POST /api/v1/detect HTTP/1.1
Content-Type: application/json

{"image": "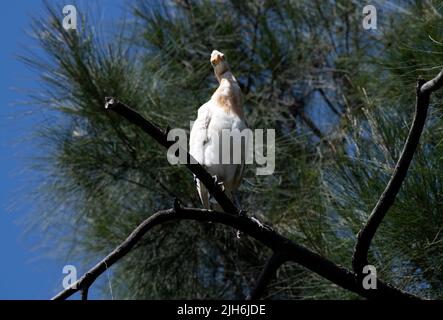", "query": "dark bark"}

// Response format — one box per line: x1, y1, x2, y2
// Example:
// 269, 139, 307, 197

81, 286, 89, 300
352, 70, 443, 277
